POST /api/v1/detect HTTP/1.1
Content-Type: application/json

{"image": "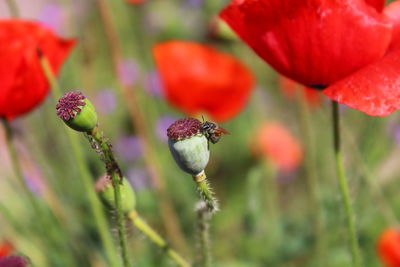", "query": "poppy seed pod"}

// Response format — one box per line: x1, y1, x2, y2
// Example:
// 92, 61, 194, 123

167, 118, 210, 176
96, 175, 136, 214
56, 91, 98, 132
